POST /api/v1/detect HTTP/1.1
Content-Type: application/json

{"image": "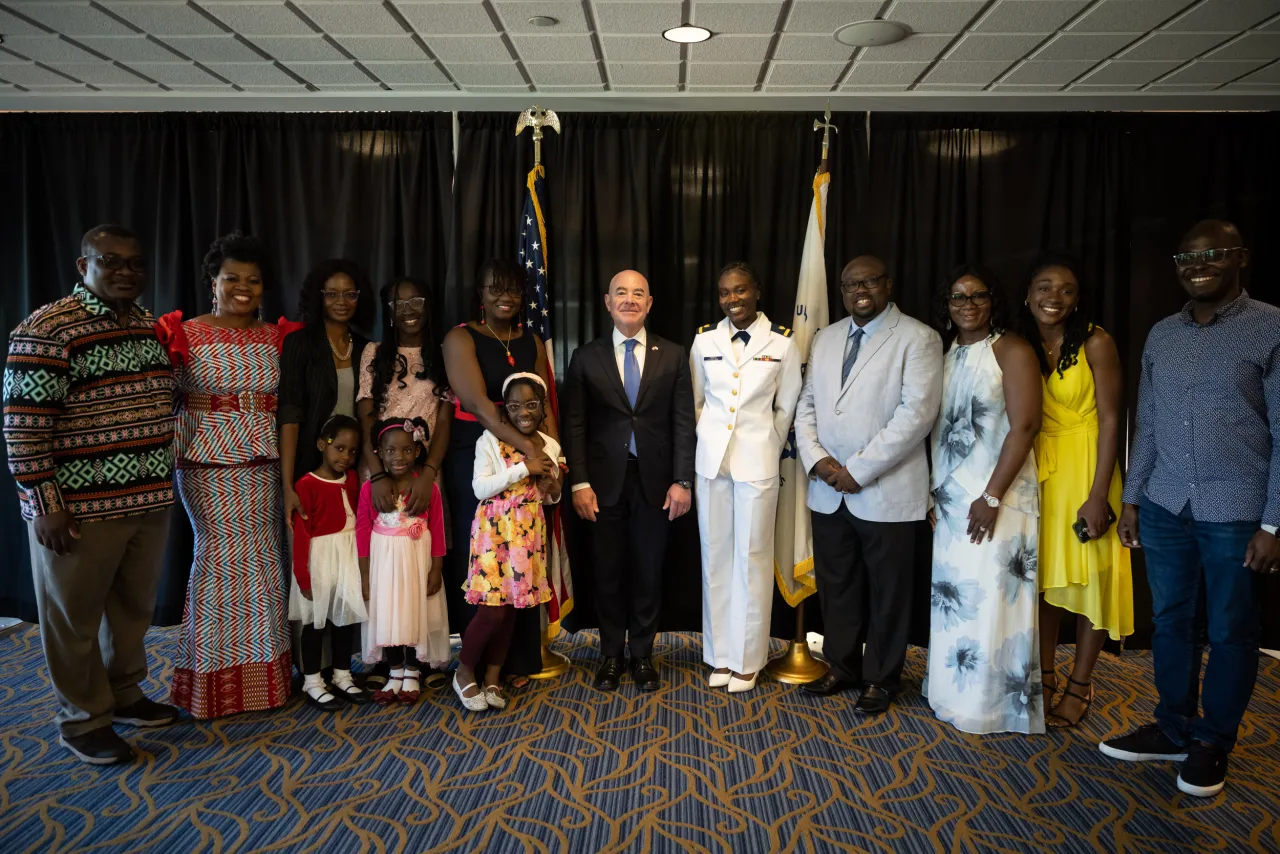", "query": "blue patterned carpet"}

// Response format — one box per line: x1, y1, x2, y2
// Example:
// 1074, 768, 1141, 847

2, 625, 1279, 853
